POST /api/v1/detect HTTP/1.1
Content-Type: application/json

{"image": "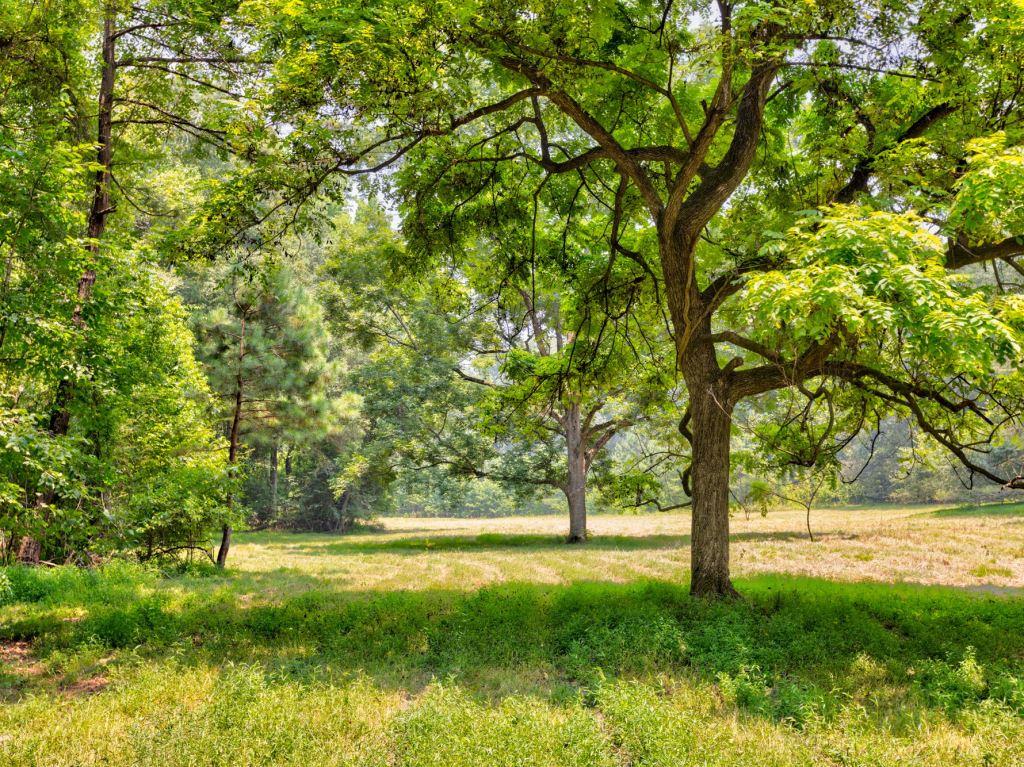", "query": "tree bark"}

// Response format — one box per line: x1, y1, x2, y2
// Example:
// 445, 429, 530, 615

336, 492, 351, 533
563, 402, 588, 543
16, 537, 41, 565
217, 320, 245, 569
215, 524, 232, 568
683, 342, 739, 599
